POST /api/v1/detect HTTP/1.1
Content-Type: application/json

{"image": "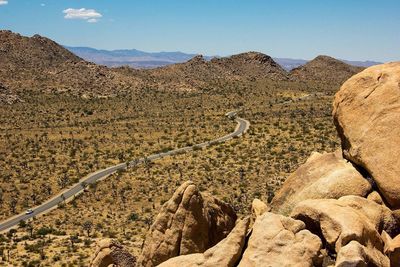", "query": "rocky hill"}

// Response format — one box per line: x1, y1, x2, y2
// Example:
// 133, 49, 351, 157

0, 31, 290, 99
290, 55, 364, 84
0, 30, 81, 68
133, 52, 288, 91
91, 62, 400, 266
0, 30, 141, 98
